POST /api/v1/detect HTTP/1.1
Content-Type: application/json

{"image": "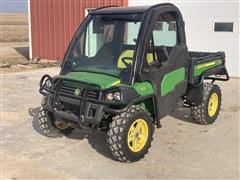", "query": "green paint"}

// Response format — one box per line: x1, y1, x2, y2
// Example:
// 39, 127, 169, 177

194, 59, 223, 77
62, 72, 154, 95
133, 81, 154, 96
161, 67, 185, 96
62, 71, 120, 89
111, 80, 154, 96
